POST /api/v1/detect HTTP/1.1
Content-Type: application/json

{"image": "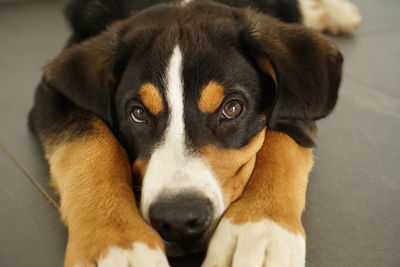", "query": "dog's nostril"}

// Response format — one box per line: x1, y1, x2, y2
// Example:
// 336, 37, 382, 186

149, 193, 213, 243
184, 219, 205, 235
186, 220, 200, 229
